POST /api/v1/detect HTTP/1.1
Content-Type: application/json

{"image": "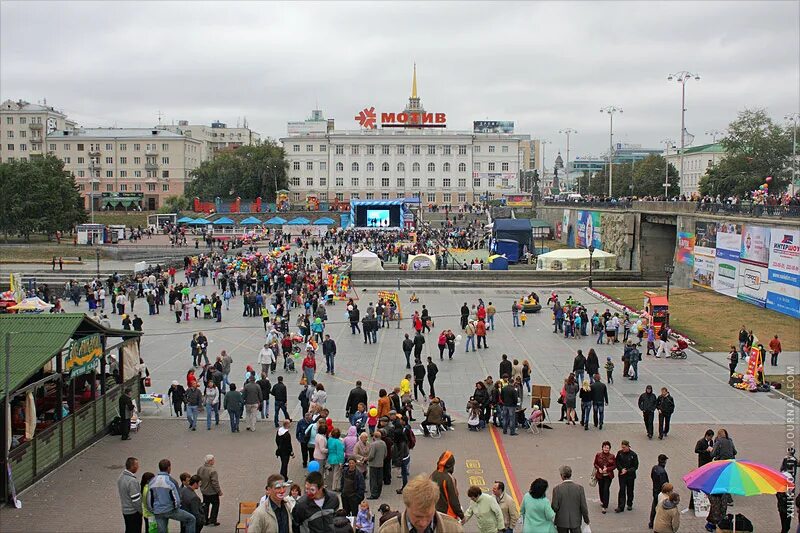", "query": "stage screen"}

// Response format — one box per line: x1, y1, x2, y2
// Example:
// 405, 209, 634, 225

355, 205, 402, 228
